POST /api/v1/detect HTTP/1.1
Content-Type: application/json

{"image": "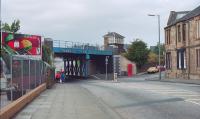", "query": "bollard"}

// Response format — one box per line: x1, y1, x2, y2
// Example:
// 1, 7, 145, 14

114, 73, 118, 82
